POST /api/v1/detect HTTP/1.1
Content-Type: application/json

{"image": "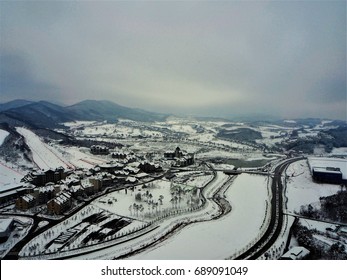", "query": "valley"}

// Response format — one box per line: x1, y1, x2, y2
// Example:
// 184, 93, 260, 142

0, 100, 346, 260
